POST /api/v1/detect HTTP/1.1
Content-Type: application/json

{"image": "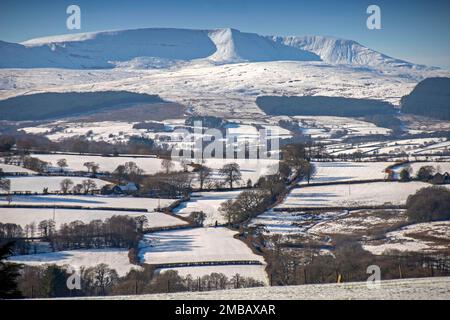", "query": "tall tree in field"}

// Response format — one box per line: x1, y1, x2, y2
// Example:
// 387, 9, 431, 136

124, 162, 144, 184
0, 242, 23, 298
82, 179, 97, 194
83, 161, 95, 174
219, 199, 237, 226
113, 162, 144, 184
56, 158, 68, 173
60, 178, 74, 194
113, 164, 127, 183
197, 165, 211, 190
84, 263, 119, 296
219, 162, 241, 189
90, 163, 100, 177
